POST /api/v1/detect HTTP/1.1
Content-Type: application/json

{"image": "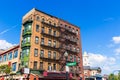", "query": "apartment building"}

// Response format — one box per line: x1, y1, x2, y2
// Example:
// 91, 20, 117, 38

0, 45, 20, 77
19, 8, 84, 80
